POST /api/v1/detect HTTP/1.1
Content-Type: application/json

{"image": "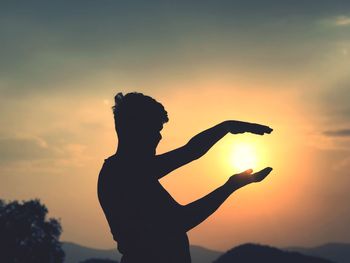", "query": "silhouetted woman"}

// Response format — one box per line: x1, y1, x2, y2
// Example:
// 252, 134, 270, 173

98, 92, 273, 263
